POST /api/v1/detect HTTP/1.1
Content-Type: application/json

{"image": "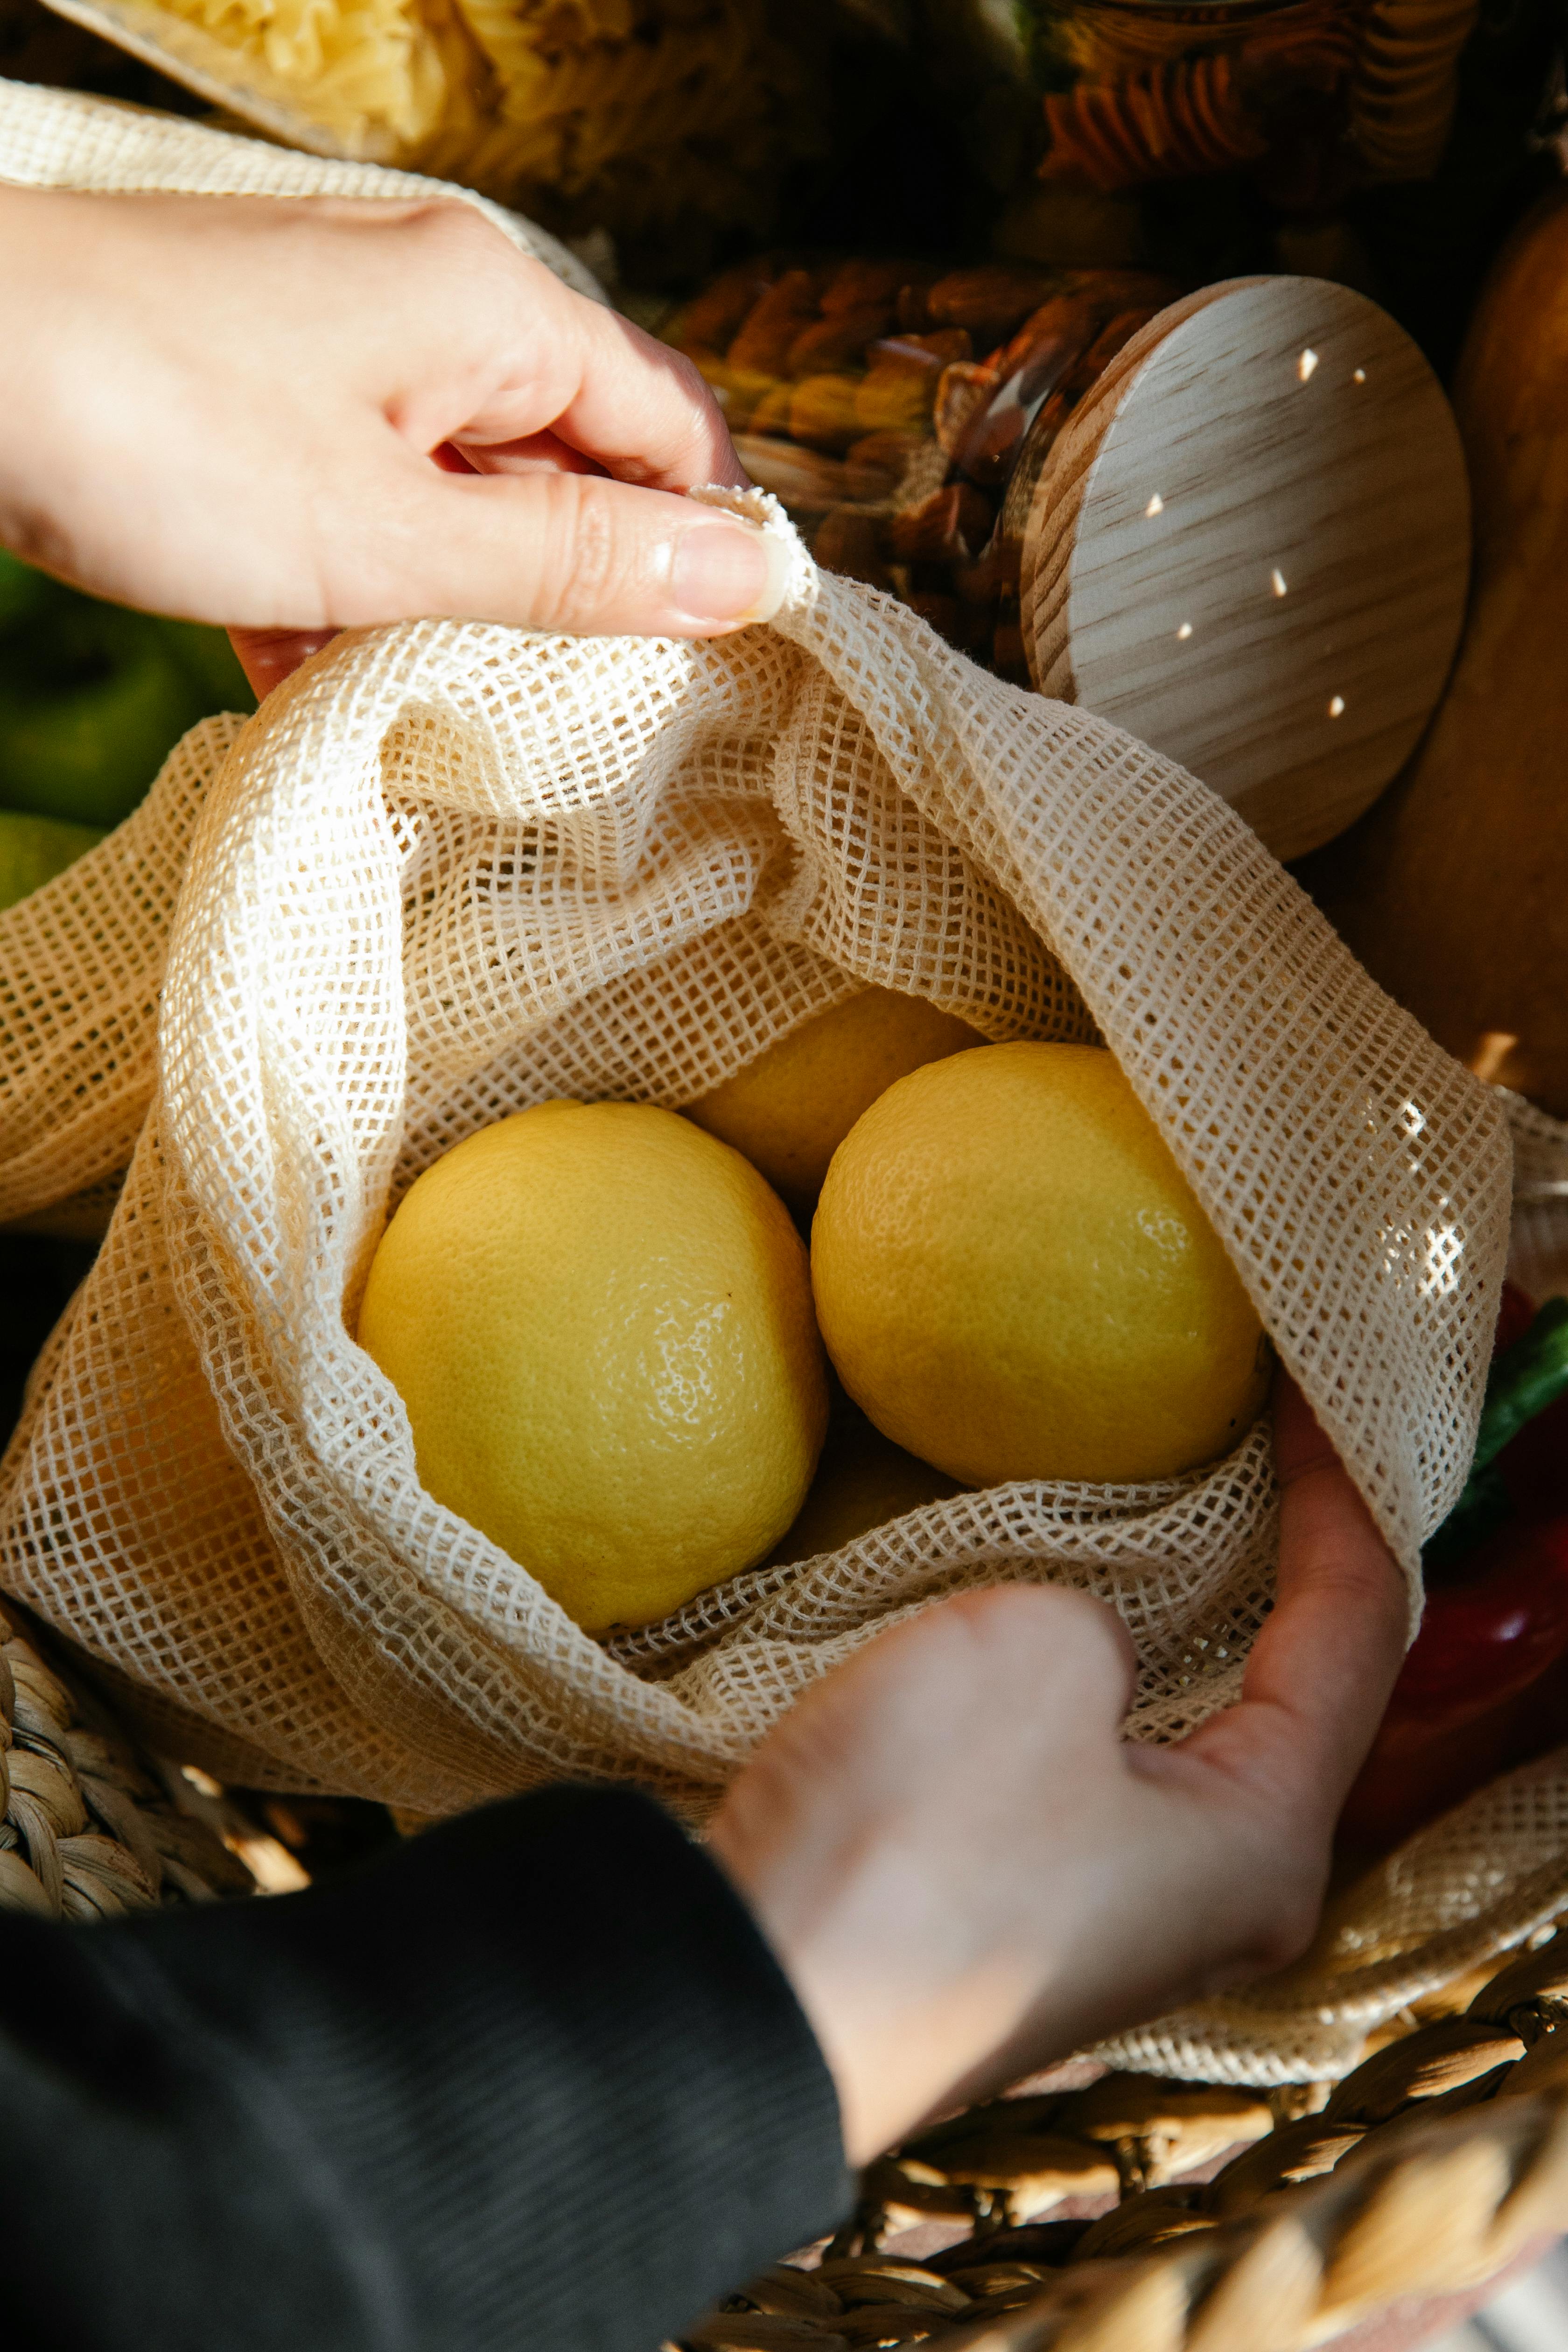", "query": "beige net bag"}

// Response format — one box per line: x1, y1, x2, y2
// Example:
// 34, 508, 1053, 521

1091, 1092, 1568, 2086
0, 78, 1545, 2079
